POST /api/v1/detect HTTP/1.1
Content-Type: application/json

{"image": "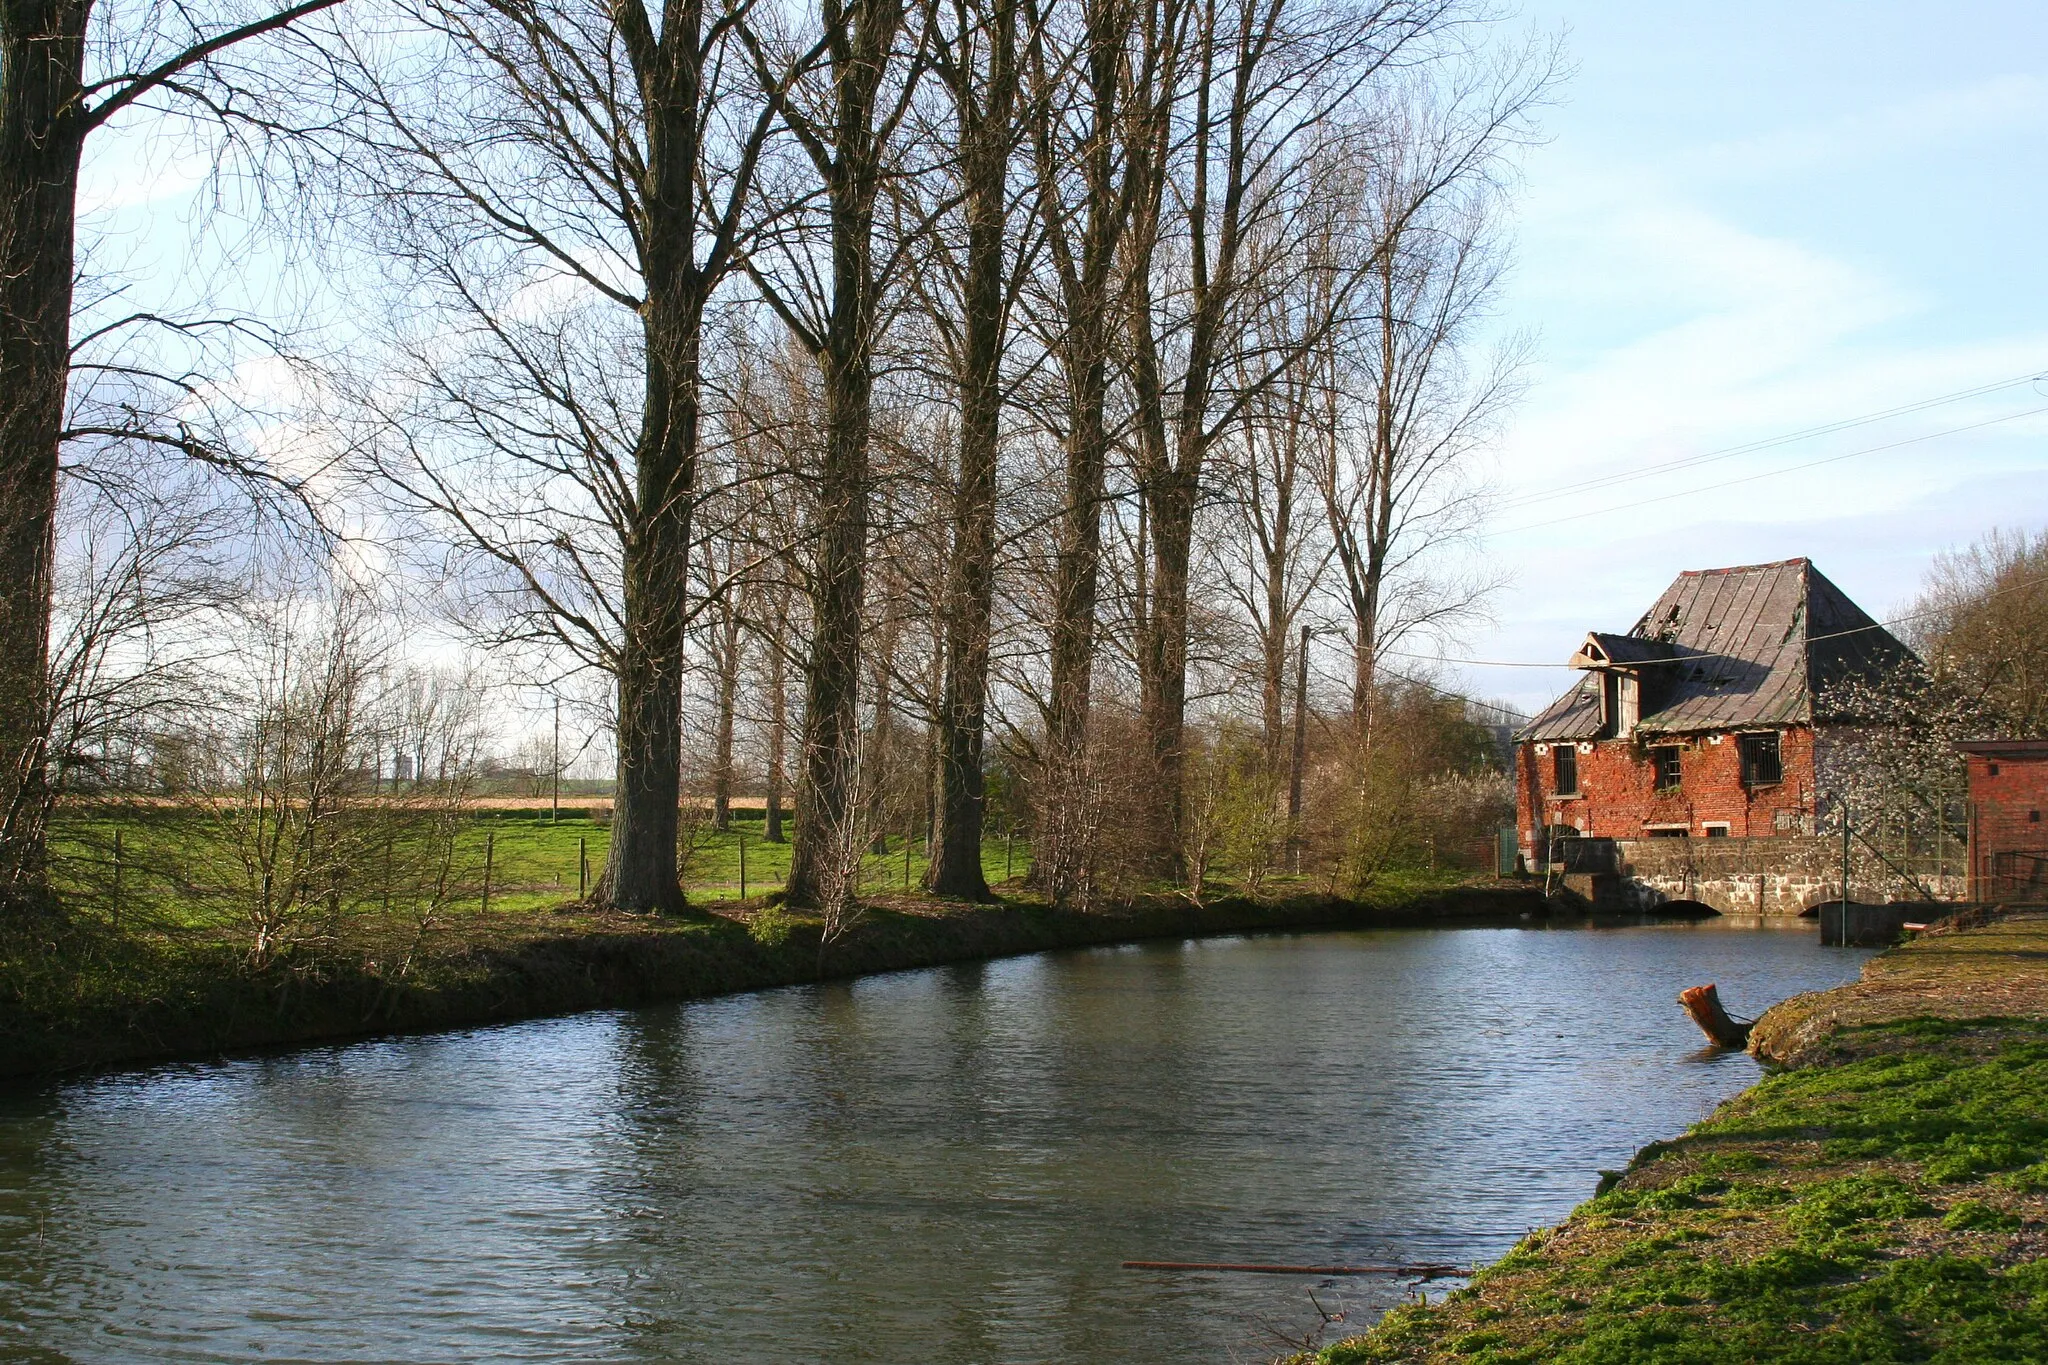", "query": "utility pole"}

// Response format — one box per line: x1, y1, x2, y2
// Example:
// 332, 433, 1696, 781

1841, 800, 1852, 920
